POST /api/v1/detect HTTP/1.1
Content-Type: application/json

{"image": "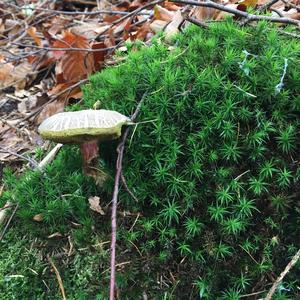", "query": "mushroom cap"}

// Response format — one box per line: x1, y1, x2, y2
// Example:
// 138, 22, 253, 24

38, 109, 131, 143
